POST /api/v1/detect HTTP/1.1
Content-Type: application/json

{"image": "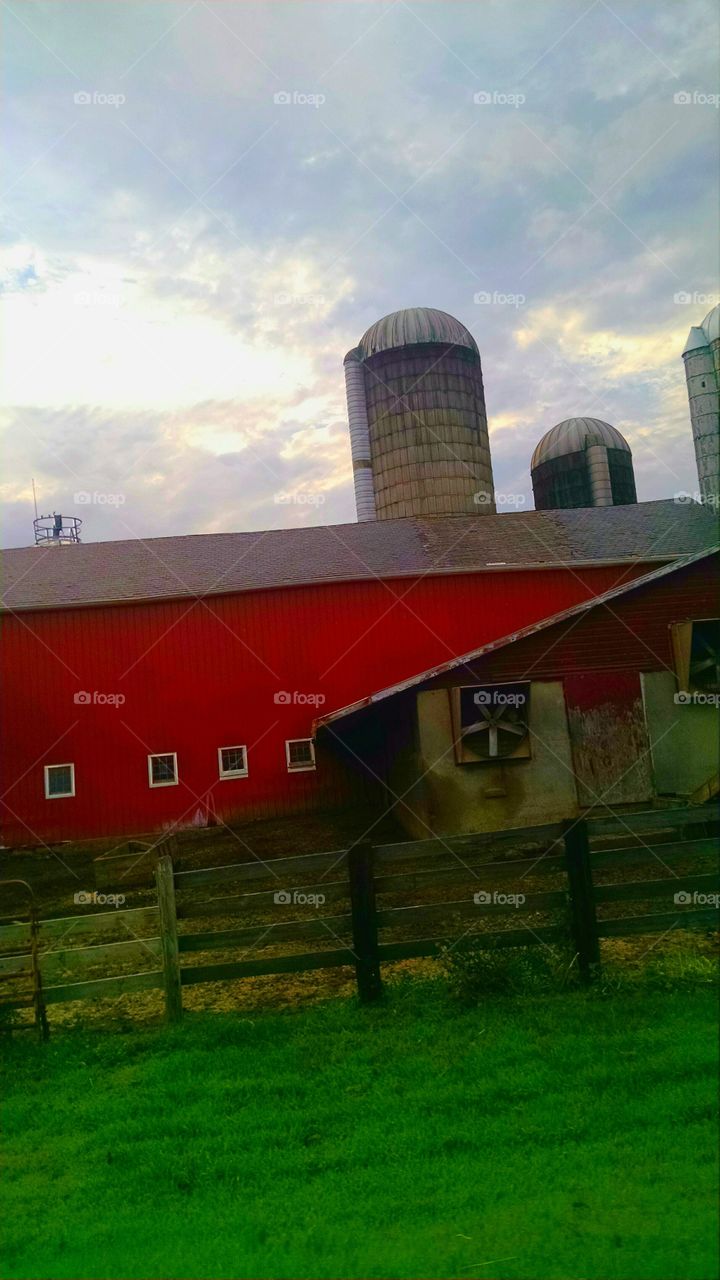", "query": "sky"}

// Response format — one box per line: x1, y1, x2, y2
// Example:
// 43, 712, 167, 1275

1, 0, 718, 548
